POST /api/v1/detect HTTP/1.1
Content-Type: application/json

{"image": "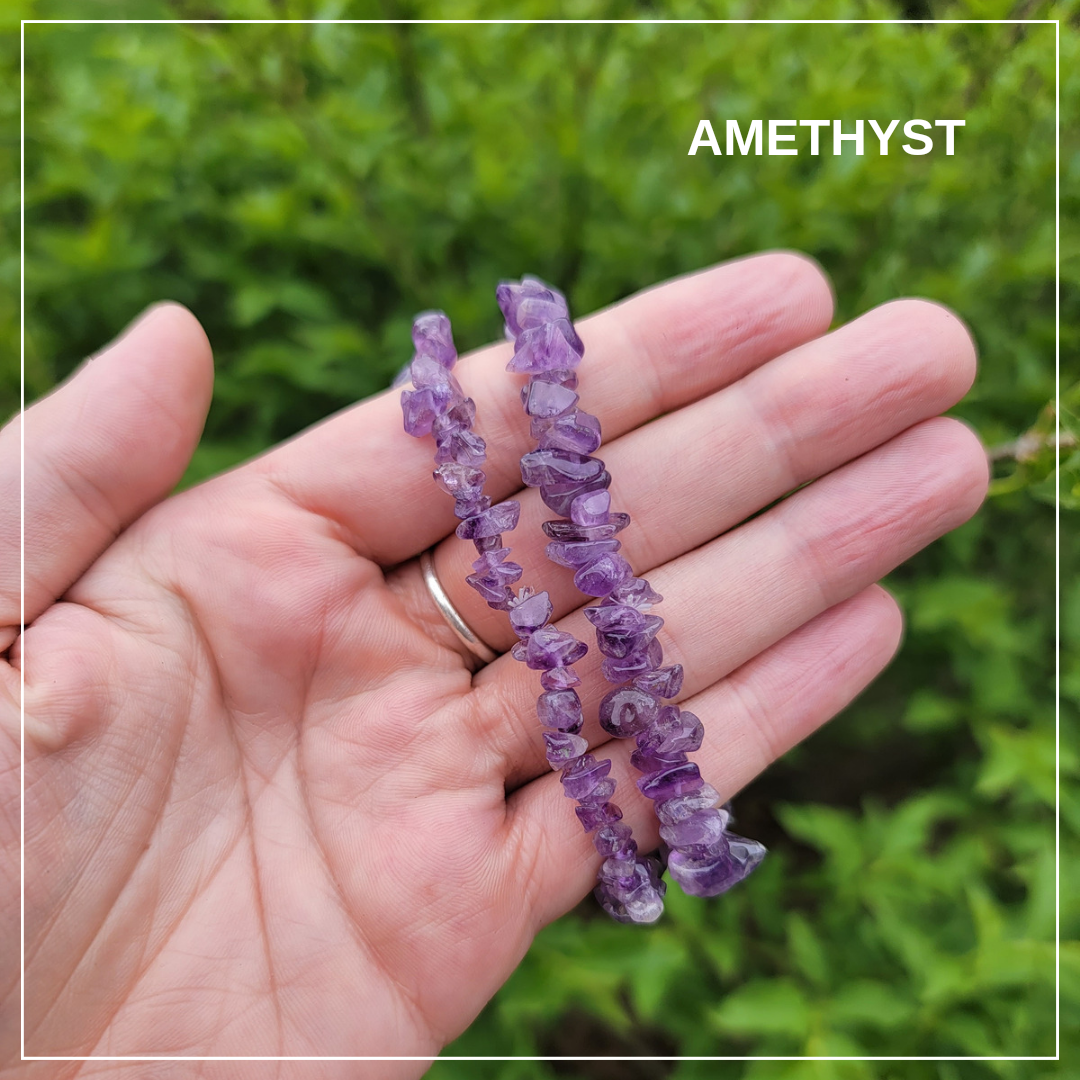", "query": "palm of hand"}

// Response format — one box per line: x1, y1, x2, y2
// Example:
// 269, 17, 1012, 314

3, 256, 988, 1070
25, 468, 526, 1058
